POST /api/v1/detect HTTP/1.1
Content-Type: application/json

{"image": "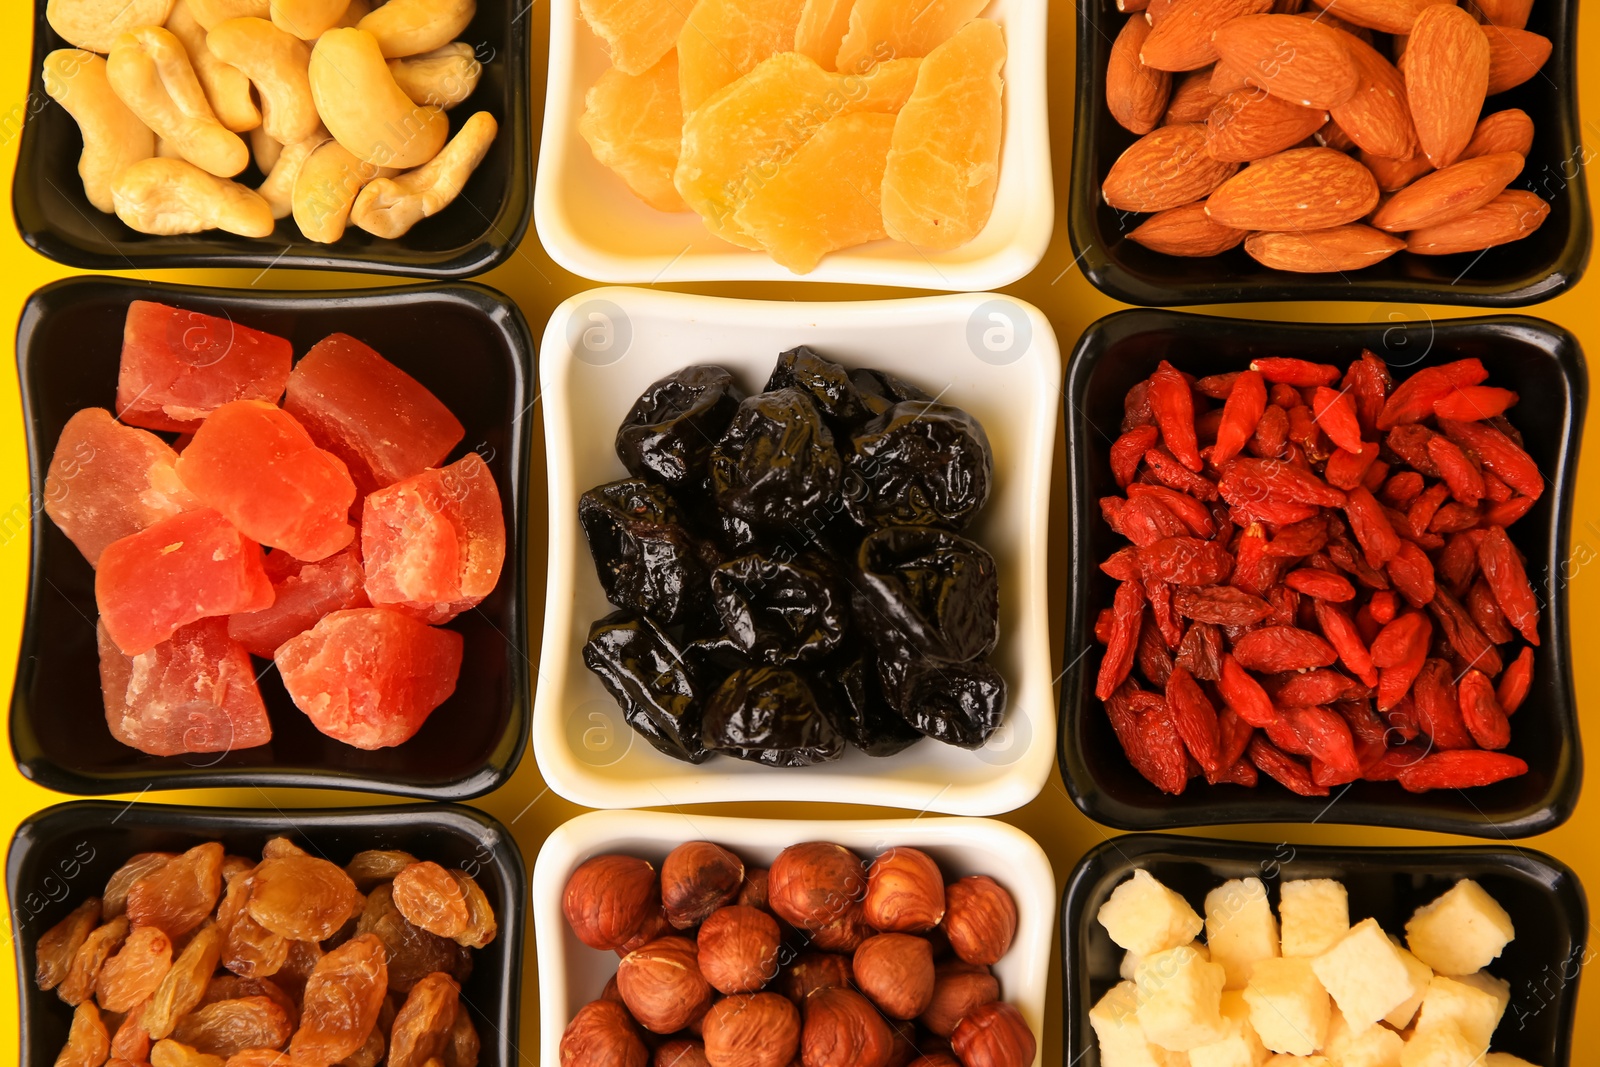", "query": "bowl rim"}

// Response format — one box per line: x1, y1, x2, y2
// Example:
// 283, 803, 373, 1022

533, 285, 1061, 815
1056, 307, 1587, 837
532, 0, 1054, 290
531, 808, 1057, 1066
9, 275, 534, 800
